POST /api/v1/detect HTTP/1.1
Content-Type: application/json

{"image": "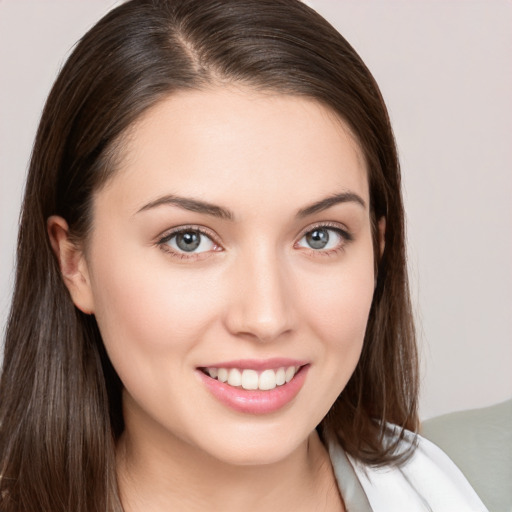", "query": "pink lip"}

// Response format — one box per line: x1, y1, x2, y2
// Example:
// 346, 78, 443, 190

199, 358, 308, 371
196, 363, 310, 415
